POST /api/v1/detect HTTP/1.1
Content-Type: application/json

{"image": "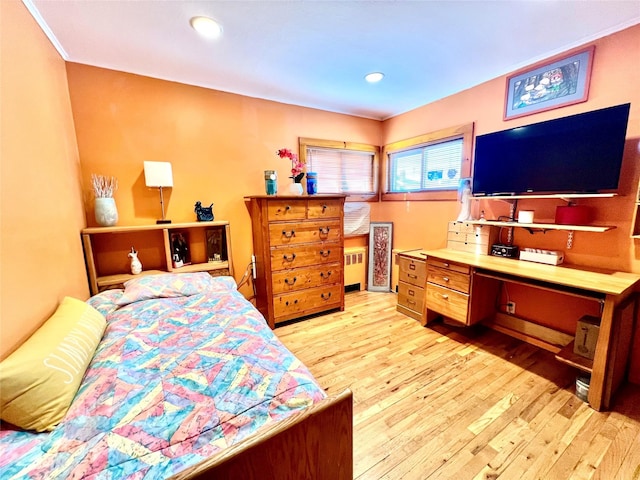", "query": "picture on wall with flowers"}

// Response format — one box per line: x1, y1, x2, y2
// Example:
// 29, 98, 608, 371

367, 222, 393, 292
504, 46, 594, 120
